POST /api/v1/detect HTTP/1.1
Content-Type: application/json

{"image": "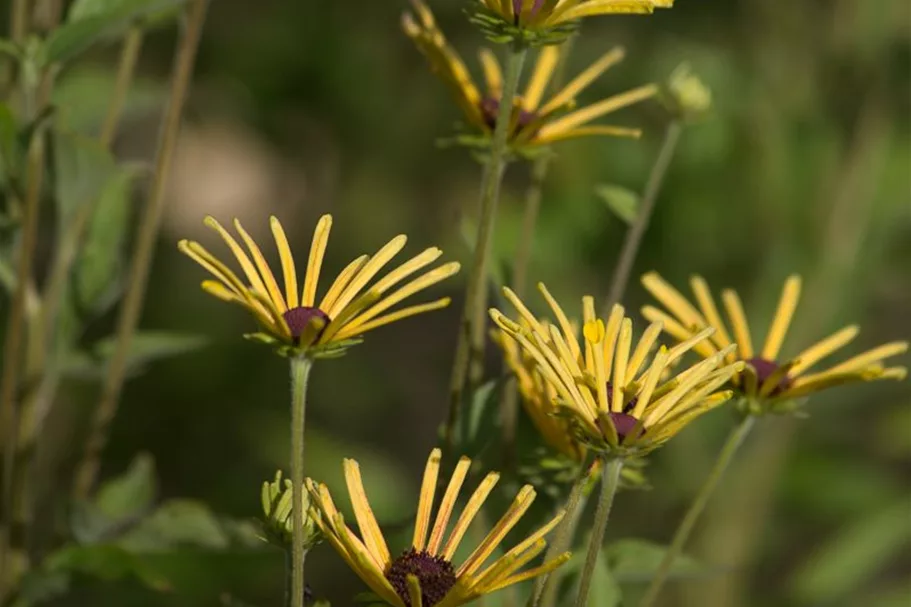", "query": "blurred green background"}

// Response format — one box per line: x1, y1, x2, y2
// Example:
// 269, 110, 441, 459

25, 0, 911, 605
